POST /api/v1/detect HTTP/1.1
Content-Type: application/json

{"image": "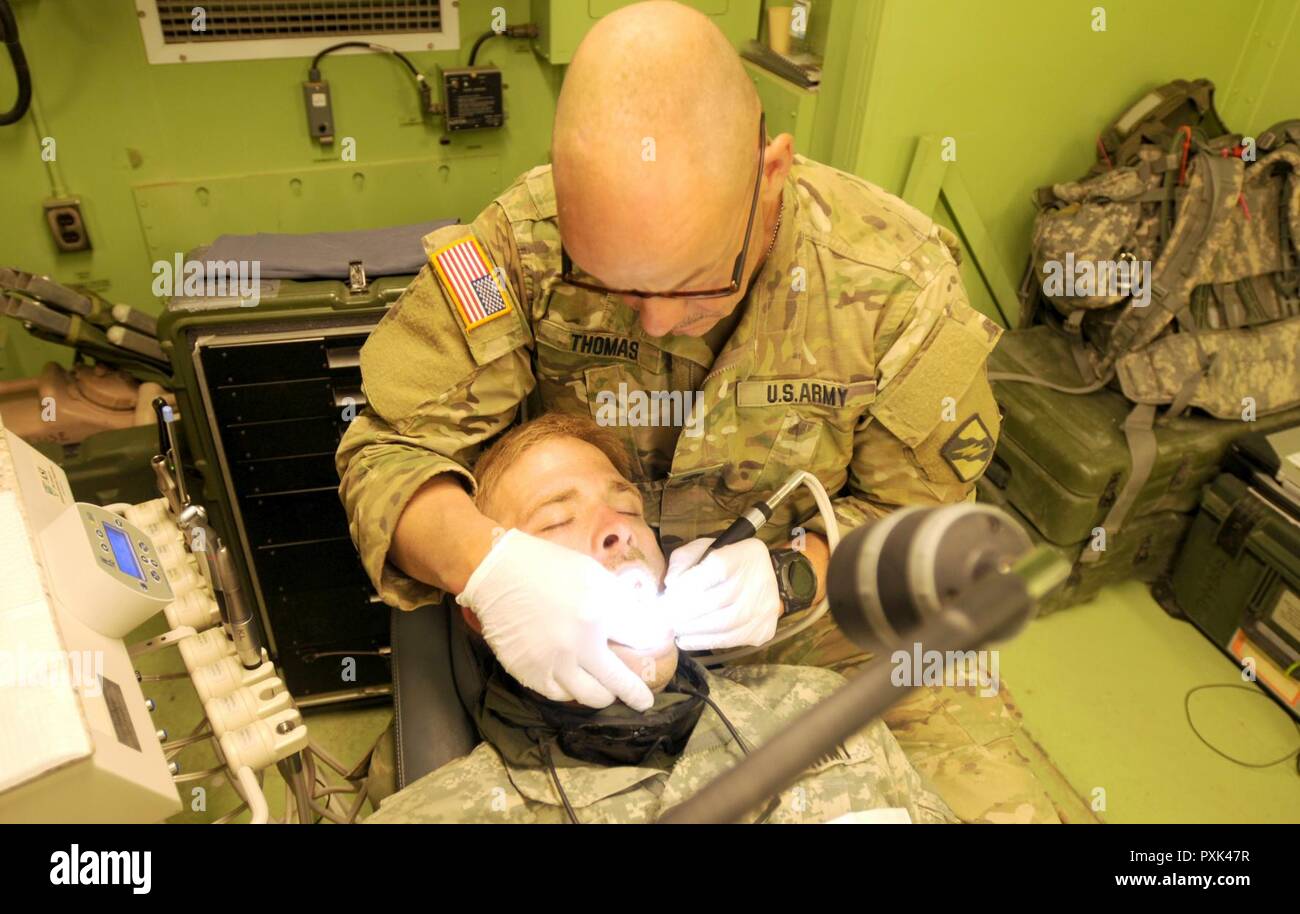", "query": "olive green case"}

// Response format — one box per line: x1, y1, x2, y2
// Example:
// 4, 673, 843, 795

976, 477, 1190, 615
1156, 465, 1300, 716
986, 326, 1300, 546
1161, 472, 1300, 656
